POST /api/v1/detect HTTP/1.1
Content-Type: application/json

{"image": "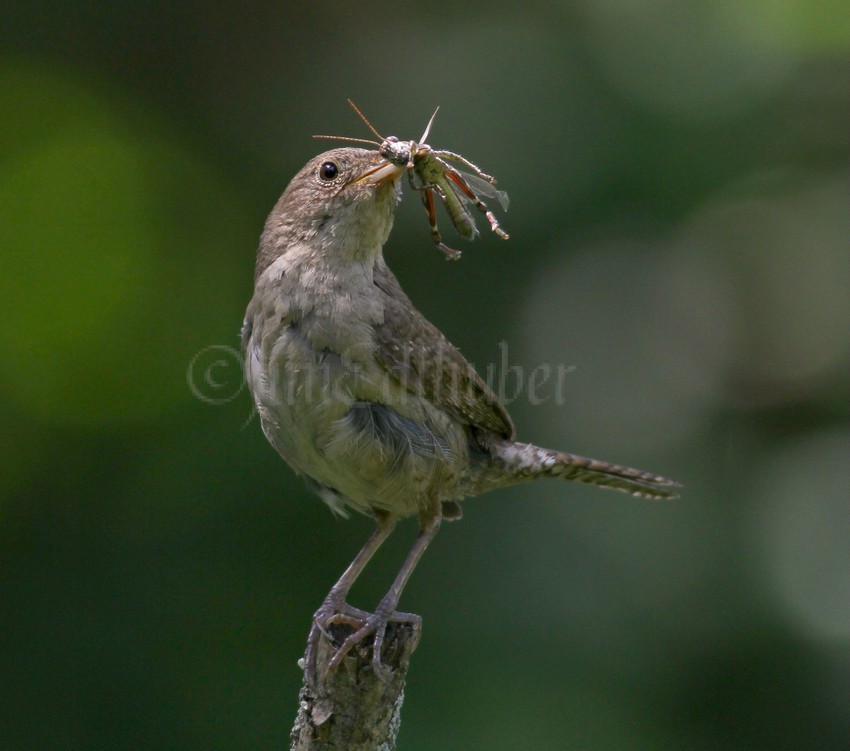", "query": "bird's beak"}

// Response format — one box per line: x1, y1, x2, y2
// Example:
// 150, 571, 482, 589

351, 160, 404, 186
